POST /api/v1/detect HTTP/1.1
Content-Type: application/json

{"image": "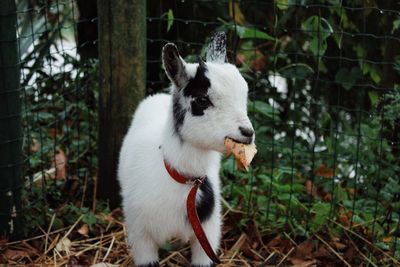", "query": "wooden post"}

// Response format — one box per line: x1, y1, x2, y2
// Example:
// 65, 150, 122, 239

76, 0, 98, 60
0, 0, 22, 238
97, 0, 146, 208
